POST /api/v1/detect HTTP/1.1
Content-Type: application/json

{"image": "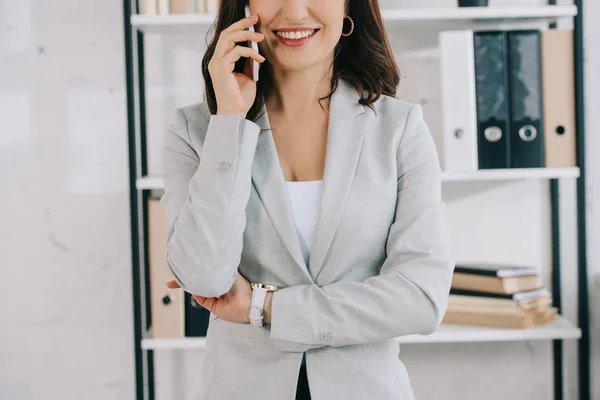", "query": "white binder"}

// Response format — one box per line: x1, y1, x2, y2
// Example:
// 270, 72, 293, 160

439, 30, 478, 171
